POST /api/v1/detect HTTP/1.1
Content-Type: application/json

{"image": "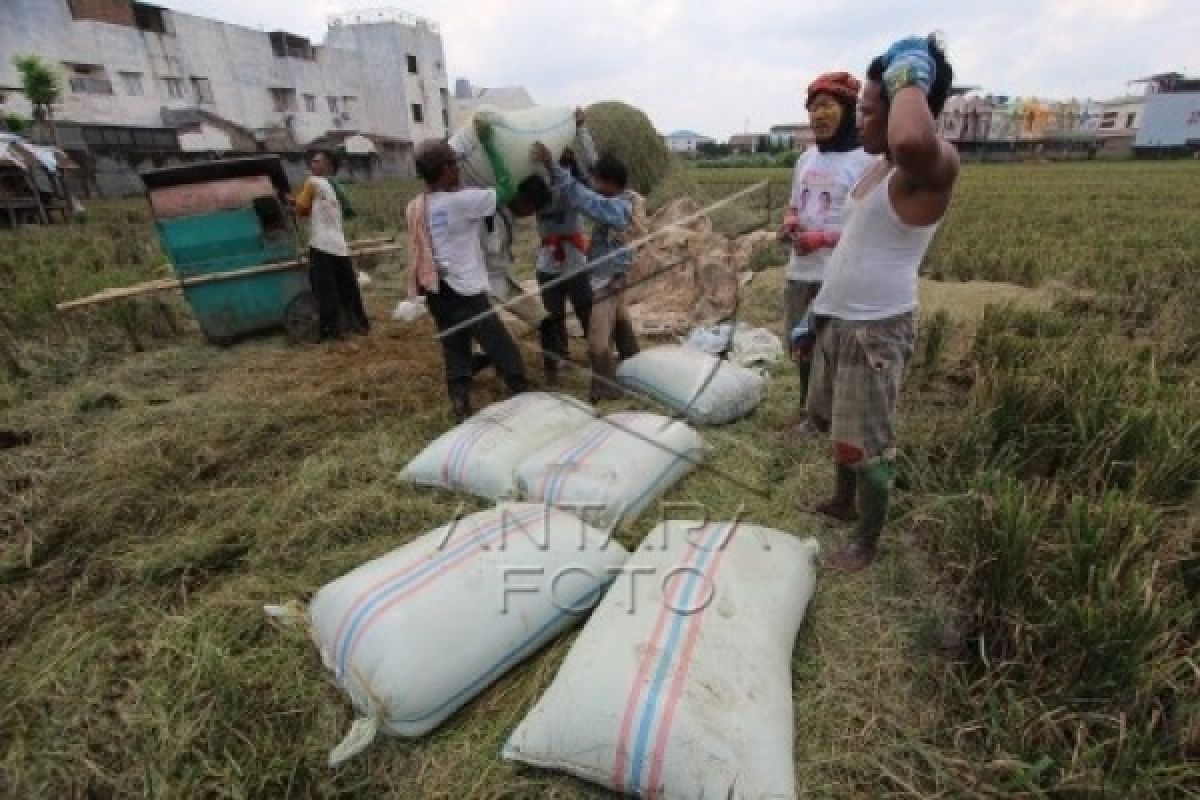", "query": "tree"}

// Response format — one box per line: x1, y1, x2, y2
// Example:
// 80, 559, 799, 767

1, 114, 30, 134
14, 55, 62, 145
